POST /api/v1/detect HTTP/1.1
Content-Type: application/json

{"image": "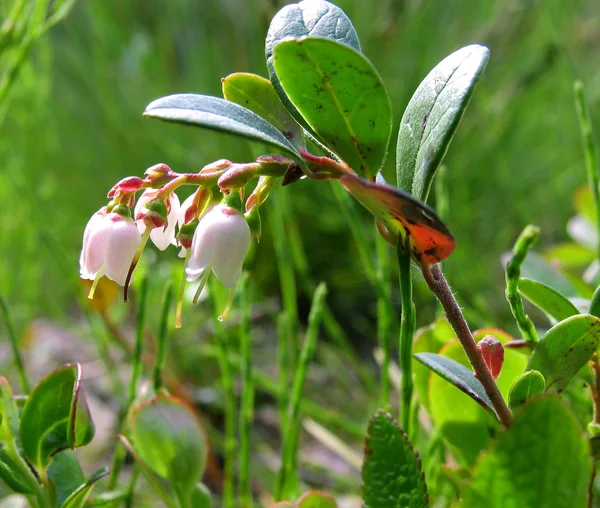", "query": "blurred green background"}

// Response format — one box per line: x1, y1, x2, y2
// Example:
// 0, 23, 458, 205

2, 0, 599, 330
1, 0, 600, 502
